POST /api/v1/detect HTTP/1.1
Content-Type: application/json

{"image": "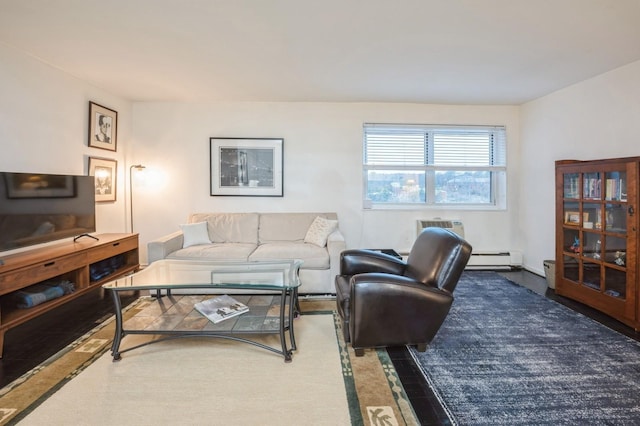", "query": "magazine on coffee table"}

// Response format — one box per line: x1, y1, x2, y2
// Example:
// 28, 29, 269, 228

194, 295, 249, 324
